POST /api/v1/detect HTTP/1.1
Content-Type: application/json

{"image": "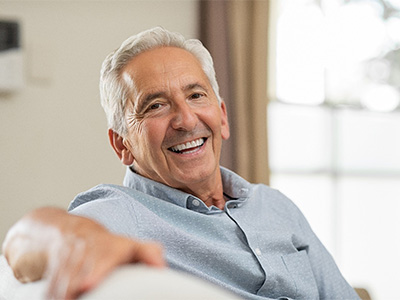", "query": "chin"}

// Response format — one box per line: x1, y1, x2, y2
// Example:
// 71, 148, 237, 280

181, 166, 216, 183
